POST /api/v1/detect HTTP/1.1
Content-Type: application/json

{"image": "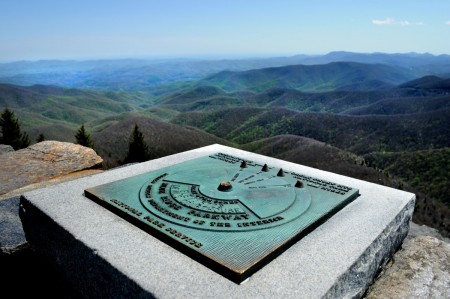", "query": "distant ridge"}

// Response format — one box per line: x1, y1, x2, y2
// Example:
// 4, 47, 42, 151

1, 52, 449, 91
344, 94, 450, 115
399, 76, 450, 90
299, 51, 450, 68
0, 83, 151, 137
241, 134, 393, 184
160, 82, 449, 115
200, 62, 414, 92
171, 107, 450, 154
92, 116, 231, 167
